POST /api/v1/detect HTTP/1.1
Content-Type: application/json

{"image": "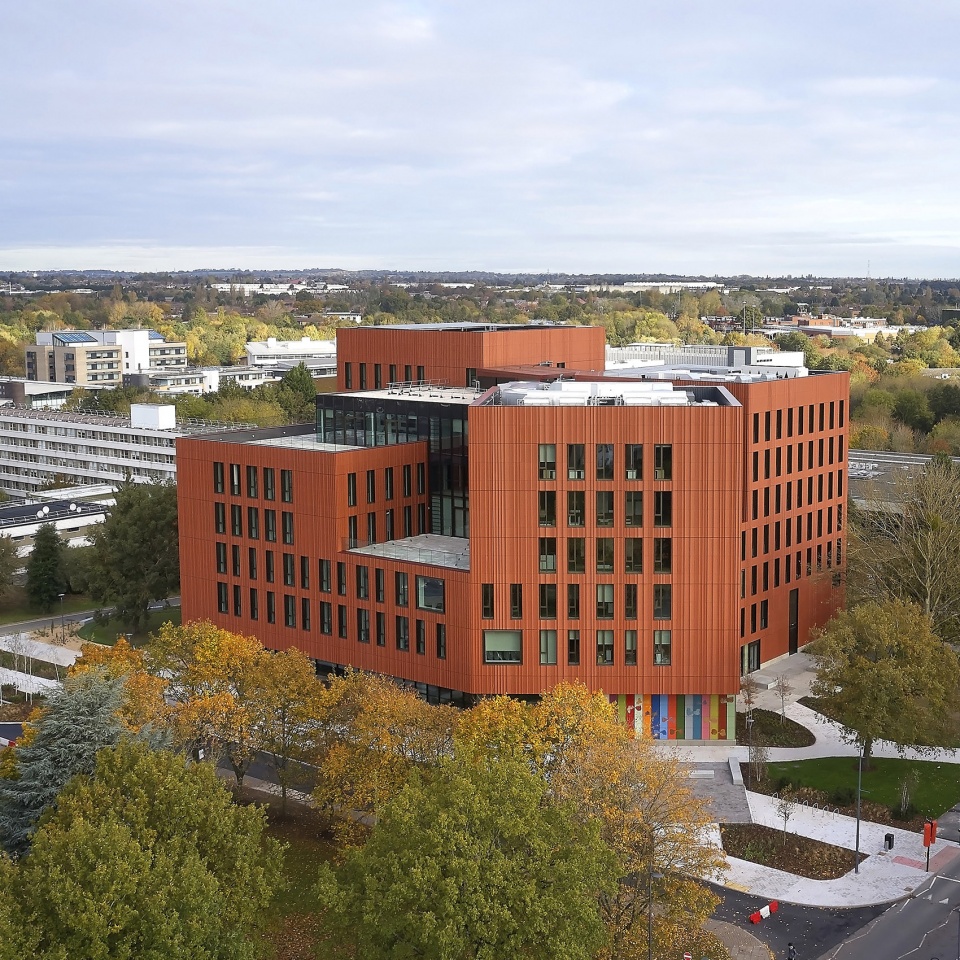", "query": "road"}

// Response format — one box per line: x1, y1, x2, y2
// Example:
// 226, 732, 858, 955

0, 597, 181, 637
823, 858, 960, 960
709, 885, 885, 960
